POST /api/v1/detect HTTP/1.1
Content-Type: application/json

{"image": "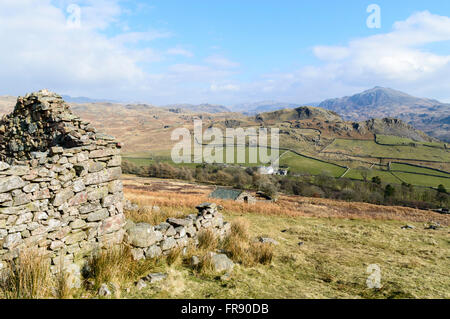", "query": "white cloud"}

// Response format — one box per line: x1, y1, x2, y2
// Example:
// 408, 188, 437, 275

1, 4, 449, 105
205, 55, 240, 68
245, 11, 450, 103
210, 83, 240, 92
112, 30, 172, 45
0, 0, 242, 103
167, 48, 194, 58
0, 0, 149, 98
